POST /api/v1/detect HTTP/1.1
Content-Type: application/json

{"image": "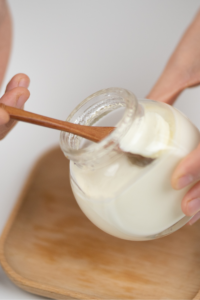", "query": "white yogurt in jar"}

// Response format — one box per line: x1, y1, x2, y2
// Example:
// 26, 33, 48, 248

61, 89, 200, 240
120, 108, 171, 158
